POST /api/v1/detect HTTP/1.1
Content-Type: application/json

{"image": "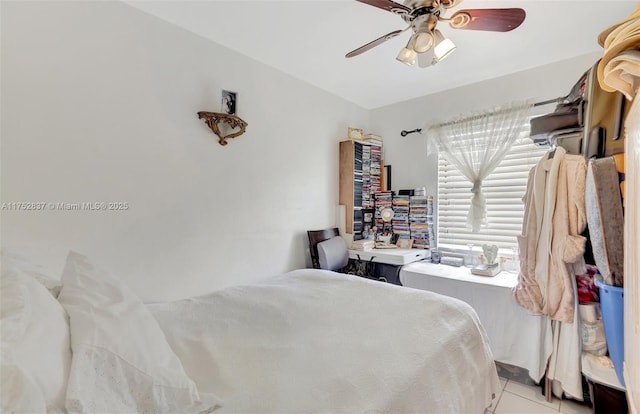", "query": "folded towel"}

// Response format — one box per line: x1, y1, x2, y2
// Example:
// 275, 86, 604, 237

597, 12, 640, 96
602, 50, 640, 100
